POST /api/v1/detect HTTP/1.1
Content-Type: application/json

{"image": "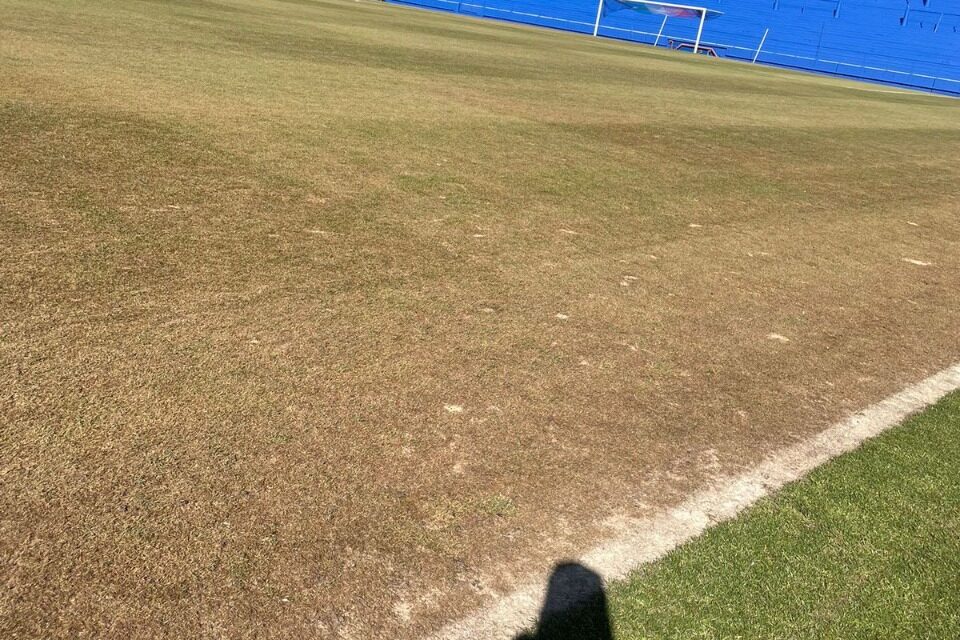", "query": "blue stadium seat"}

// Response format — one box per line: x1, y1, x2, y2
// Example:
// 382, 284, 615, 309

387, 0, 960, 94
